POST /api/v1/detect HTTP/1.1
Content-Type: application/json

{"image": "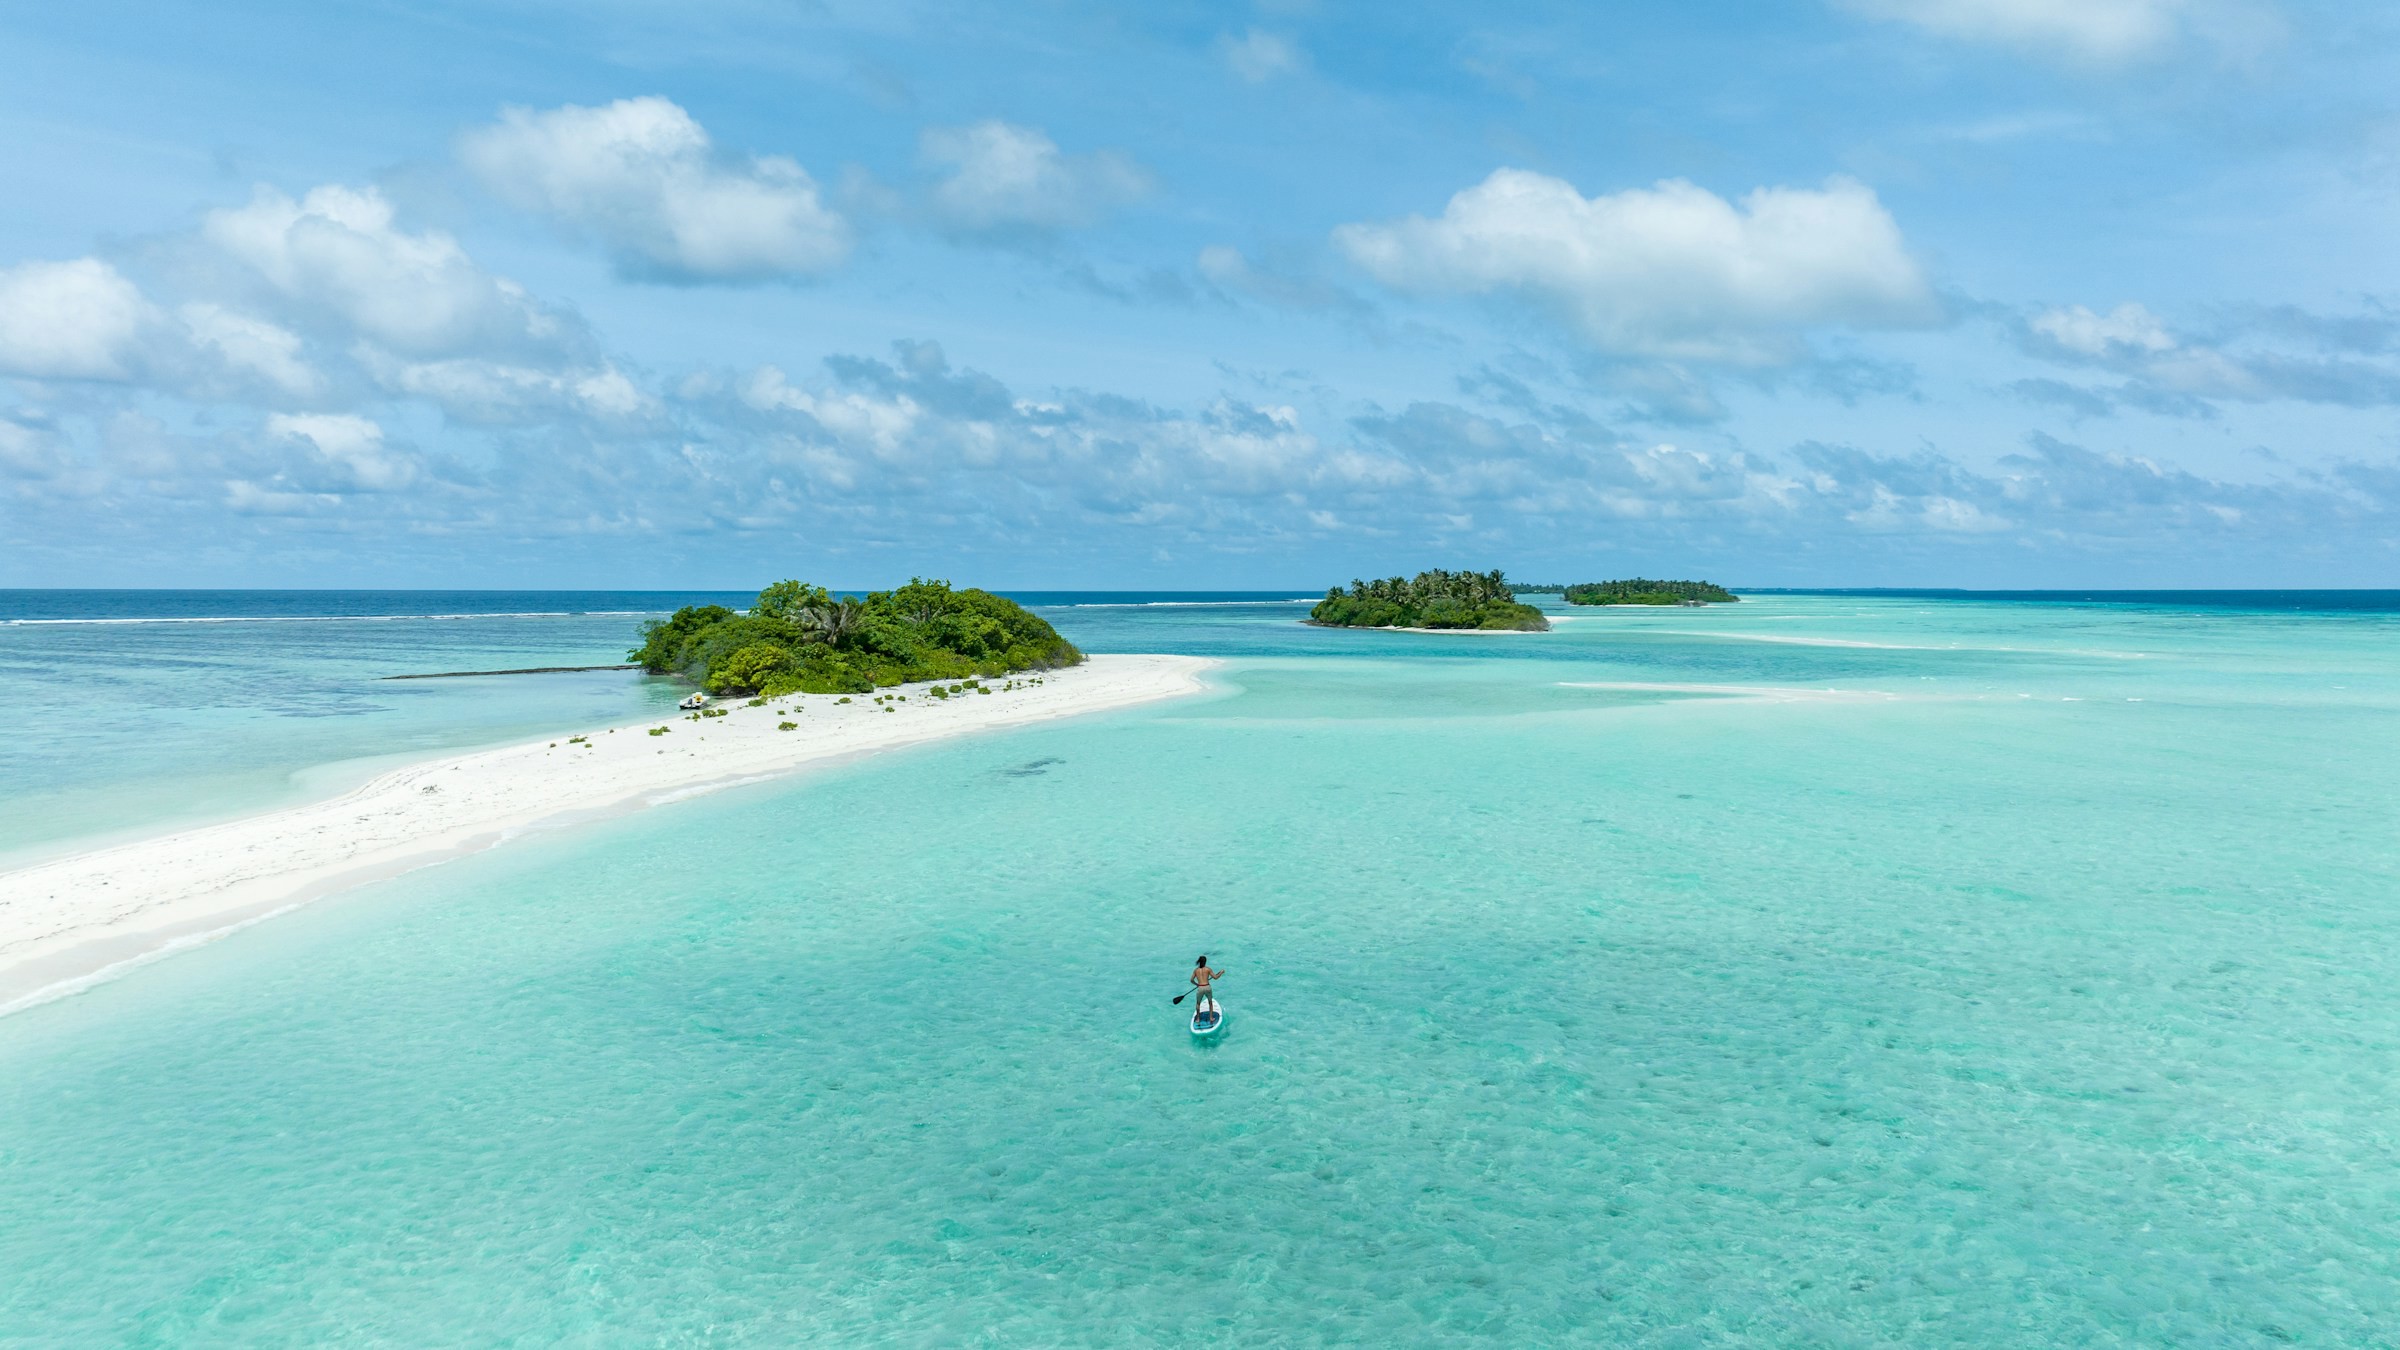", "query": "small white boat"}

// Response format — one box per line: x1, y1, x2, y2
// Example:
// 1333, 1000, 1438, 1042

1190, 1002, 1225, 1037
678, 692, 710, 710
